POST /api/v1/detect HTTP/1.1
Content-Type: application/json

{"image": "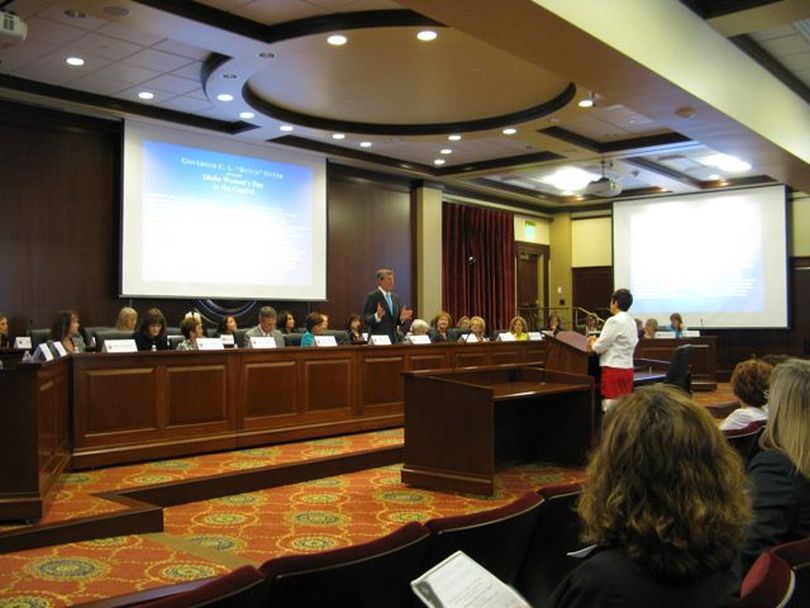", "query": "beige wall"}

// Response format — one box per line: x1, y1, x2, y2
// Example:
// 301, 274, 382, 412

790, 193, 810, 257
414, 186, 444, 319
549, 213, 572, 308
514, 215, 551, 244
571, 217, 612, 267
